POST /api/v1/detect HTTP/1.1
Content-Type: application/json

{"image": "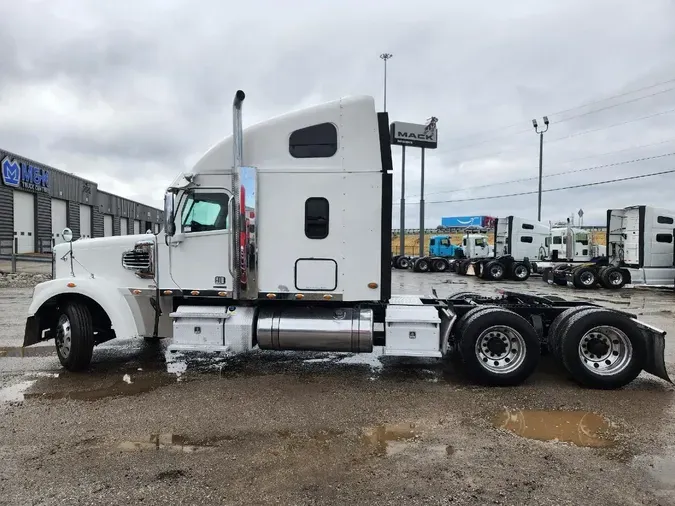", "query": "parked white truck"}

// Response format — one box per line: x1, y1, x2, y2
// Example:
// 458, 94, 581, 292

22, 91, 671, 389
455, 216, 548, 281
542, 205, 675, 289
